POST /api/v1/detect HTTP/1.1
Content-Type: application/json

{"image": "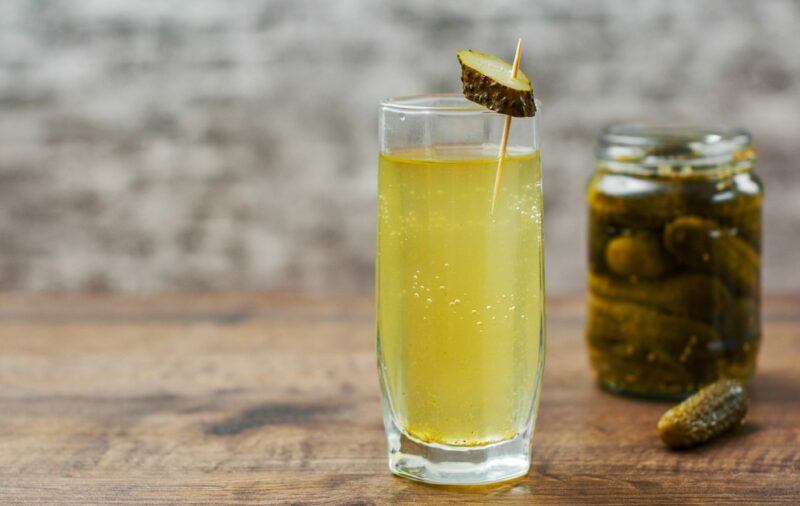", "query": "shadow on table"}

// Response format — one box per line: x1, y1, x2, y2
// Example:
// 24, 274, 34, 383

749, 370, 800, 403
